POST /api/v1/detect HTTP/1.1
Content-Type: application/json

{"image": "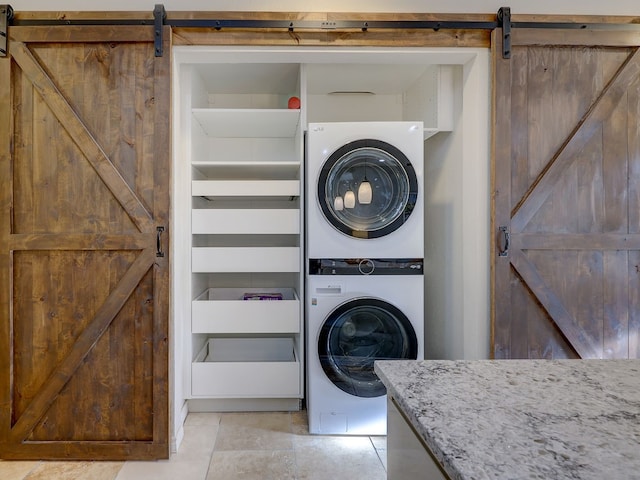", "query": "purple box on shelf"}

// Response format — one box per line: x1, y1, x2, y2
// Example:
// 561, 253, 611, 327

242, 292, 284, 301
